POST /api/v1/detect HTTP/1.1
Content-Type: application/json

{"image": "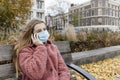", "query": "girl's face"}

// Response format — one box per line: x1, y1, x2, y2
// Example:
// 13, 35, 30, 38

33, 23, 47, 34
